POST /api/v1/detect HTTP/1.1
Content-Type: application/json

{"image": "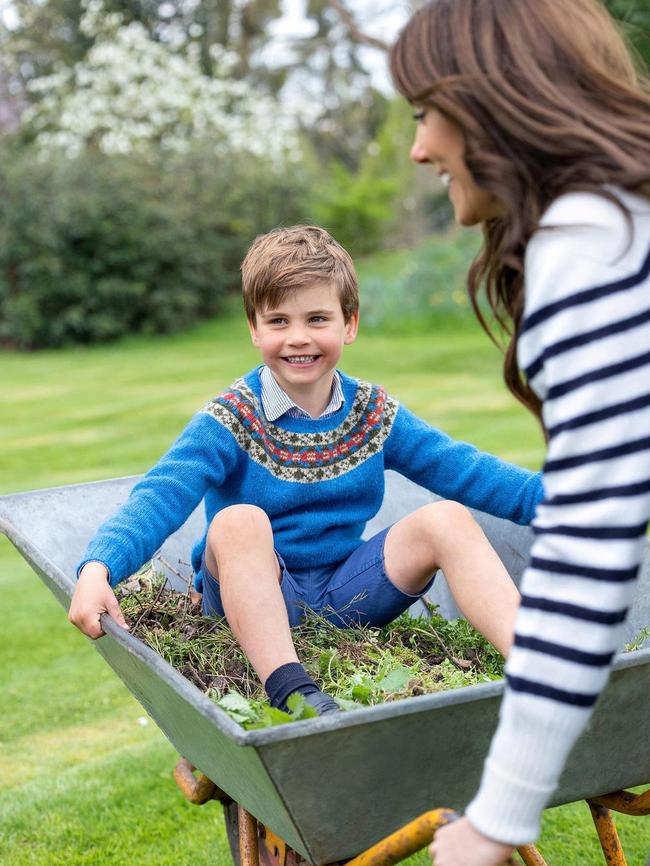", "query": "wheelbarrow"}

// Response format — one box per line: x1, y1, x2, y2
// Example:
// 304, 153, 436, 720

2, 471, 649, 866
